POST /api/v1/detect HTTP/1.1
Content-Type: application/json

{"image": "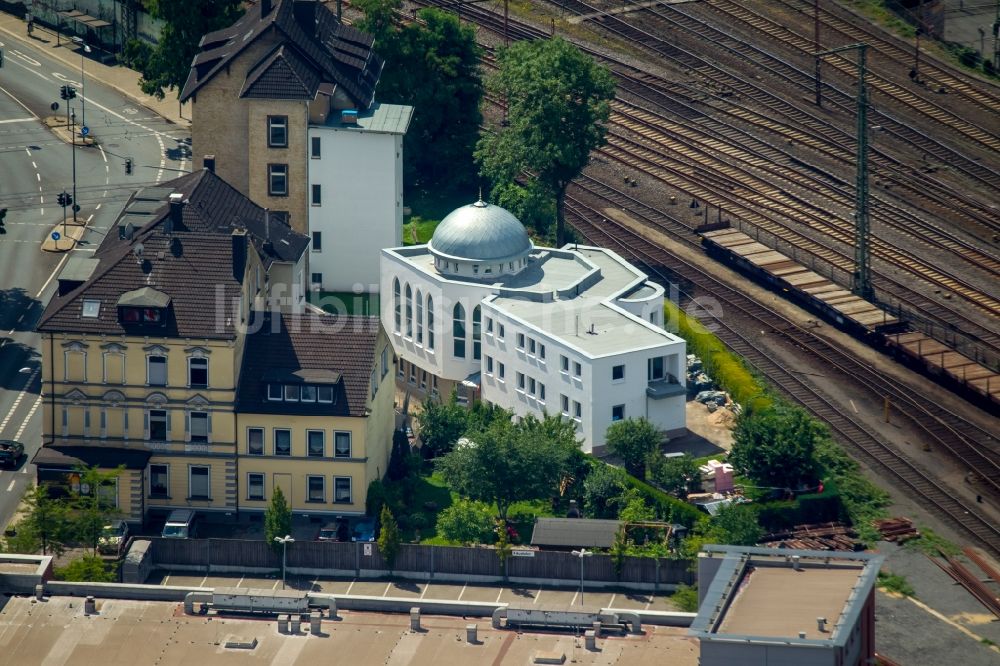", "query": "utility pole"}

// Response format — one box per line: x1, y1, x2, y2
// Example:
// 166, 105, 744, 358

817, 43, 871, 300
814, 0, 822, 107
71, 109, 78, 223
912, 0, 924, 83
